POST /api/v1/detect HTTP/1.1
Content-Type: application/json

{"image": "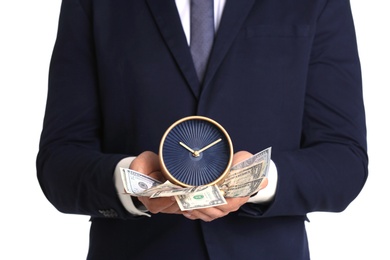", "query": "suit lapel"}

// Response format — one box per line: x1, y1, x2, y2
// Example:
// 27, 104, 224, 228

145, 0, 201, 98
202, 0, 256, 91
145, 0, 256, 98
